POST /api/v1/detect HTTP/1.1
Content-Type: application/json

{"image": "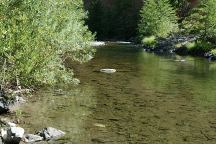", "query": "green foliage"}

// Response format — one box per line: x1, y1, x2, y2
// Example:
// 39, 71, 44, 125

142, 36, 156, 47
138, 0, 179, 38
176, 40, 214, 55
187, 40, 214, 55
210, 49, 216, 56
0, 0, 94, 88
183, 0, 216, 39
185, 41, 196, 49
170, 0, 186, 8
